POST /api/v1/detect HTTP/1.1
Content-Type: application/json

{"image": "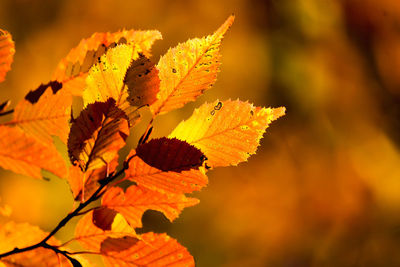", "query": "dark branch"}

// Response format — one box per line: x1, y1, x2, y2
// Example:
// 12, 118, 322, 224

0, 155, 135, 260
0, 109, 14, 117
